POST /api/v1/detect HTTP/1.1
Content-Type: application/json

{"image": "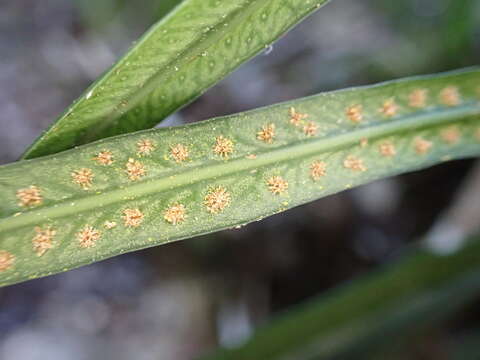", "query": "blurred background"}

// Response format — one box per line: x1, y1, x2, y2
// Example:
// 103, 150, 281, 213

1, 0, 480, 359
